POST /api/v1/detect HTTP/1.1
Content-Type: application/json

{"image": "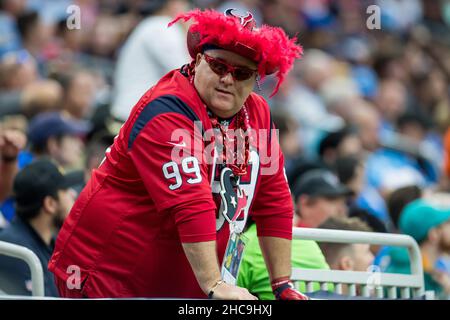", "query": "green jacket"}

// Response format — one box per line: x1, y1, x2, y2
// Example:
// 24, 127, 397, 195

237, 224, 330, 300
